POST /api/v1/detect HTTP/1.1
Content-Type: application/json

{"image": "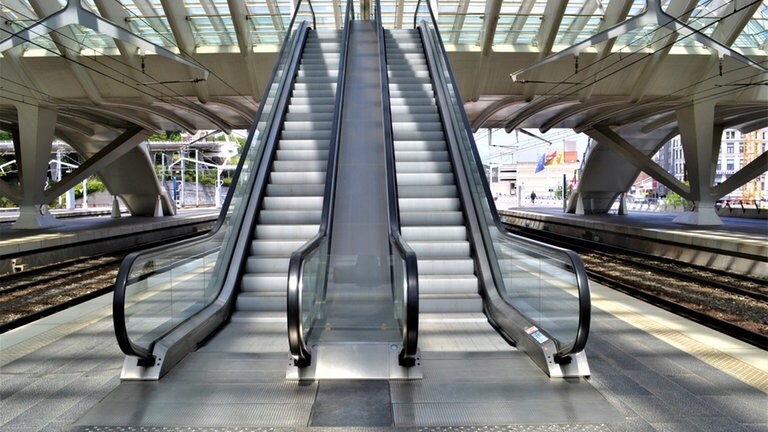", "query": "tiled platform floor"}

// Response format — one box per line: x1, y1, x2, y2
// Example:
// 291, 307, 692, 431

1, 282, 766, 431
